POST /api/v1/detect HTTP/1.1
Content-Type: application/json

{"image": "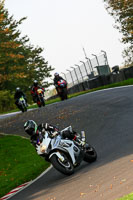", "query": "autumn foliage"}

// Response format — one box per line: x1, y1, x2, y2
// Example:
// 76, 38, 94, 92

103, 0, 133, 66
0, 0, 54, 95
